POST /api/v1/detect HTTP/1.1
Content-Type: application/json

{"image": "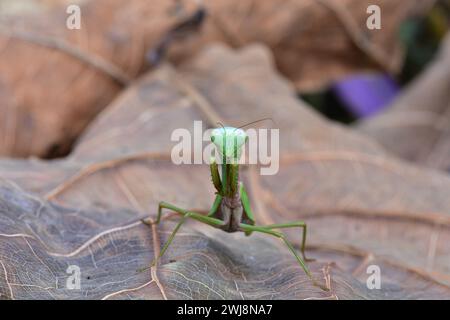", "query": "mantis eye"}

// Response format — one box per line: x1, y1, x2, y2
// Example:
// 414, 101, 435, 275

245, 136, 249, 143
211, 136, 215, 142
